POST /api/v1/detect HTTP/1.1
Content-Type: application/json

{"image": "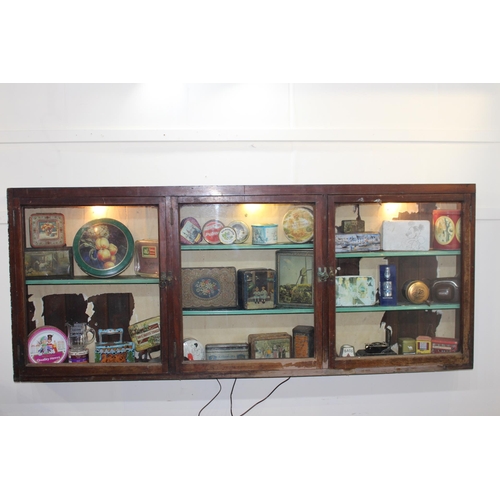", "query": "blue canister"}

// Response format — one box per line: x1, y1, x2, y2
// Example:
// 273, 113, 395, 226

252, 224, 278, 245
